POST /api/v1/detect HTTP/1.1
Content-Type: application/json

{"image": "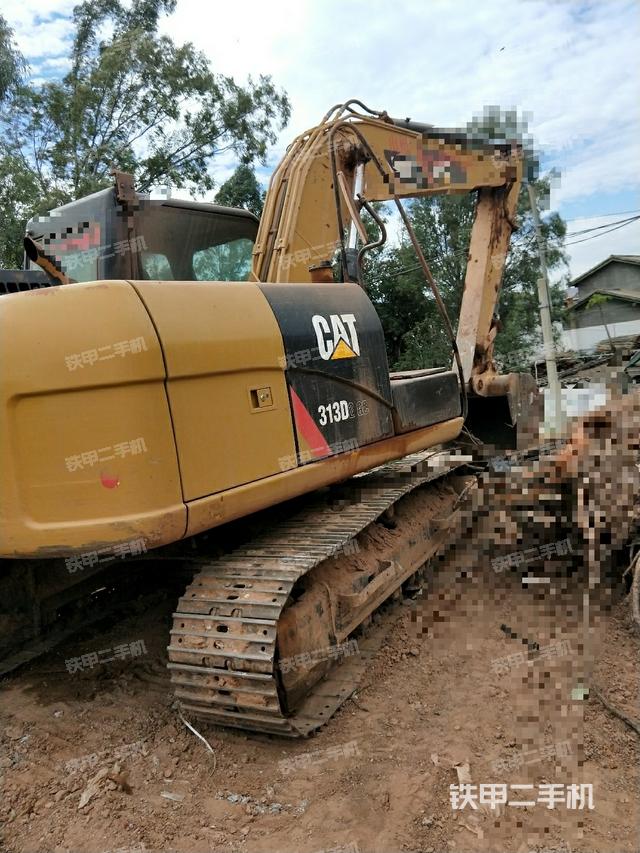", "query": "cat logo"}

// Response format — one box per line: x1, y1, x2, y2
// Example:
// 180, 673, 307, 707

312, 313, 360, 361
